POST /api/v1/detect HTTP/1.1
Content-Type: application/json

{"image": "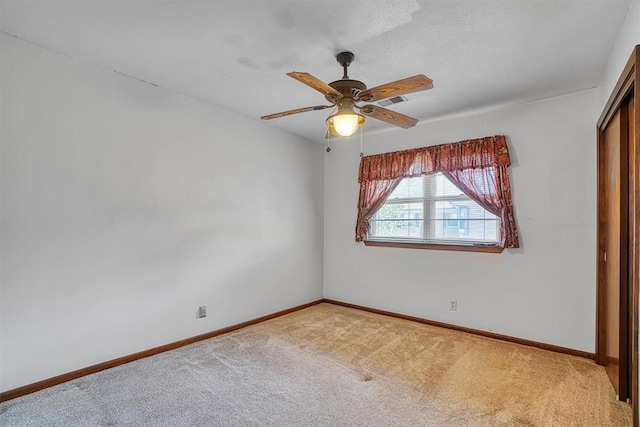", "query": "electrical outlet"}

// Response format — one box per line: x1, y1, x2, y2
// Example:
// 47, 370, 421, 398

449, 300, 457, 311
197, 305, 207, 318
